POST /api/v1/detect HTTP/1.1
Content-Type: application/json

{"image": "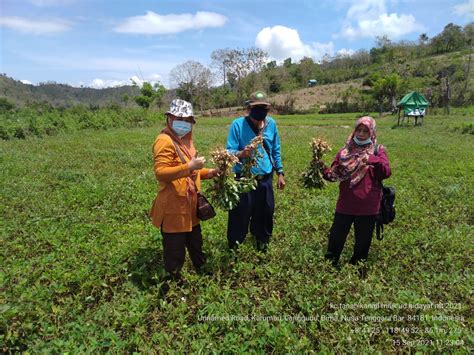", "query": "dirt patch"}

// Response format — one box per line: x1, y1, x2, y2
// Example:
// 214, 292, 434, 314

270, 80, 364, 111
200, 80, 365, 117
